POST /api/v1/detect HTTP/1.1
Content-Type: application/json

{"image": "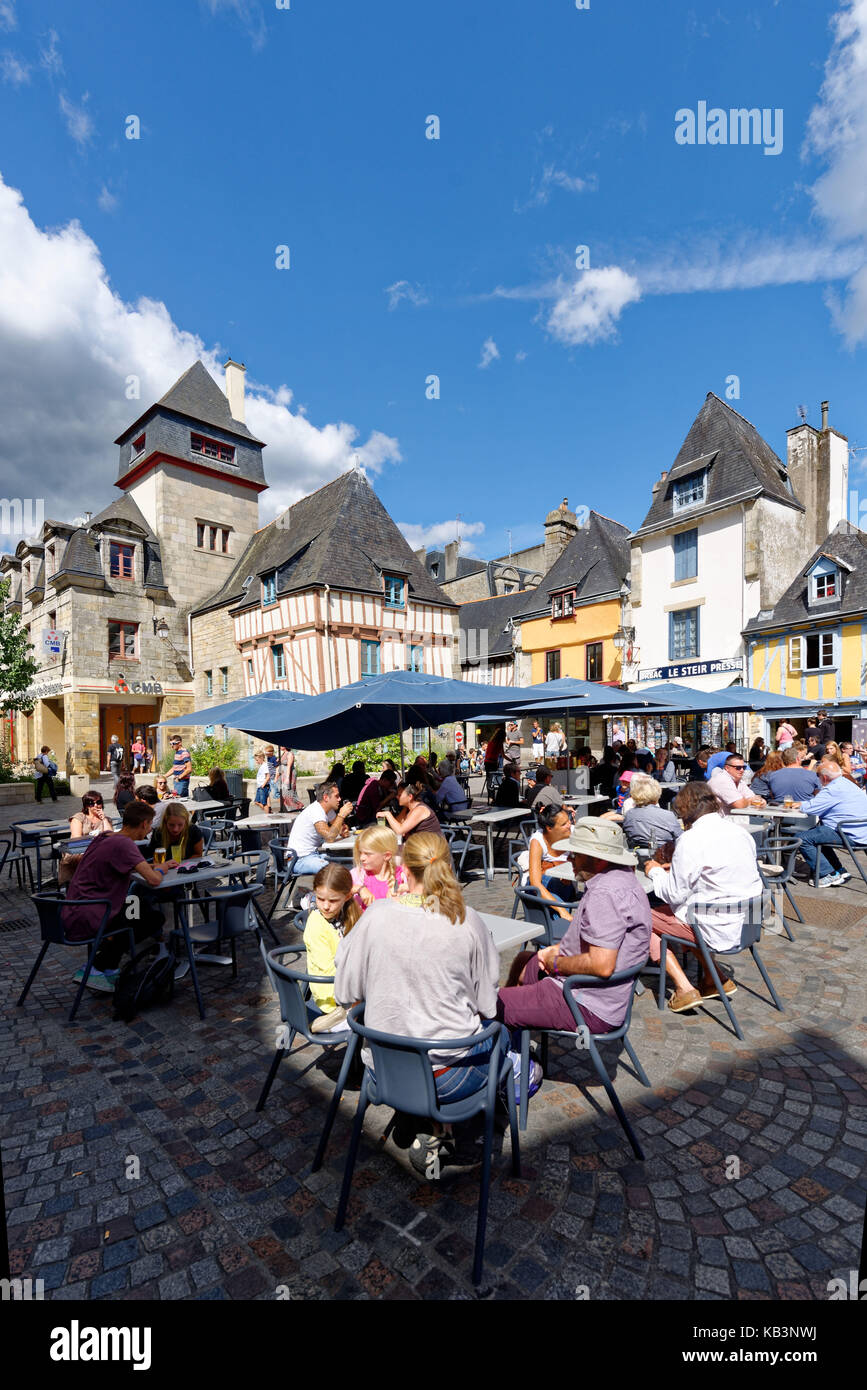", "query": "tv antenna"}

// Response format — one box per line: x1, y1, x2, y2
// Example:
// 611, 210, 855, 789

797, 404, 808, 424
